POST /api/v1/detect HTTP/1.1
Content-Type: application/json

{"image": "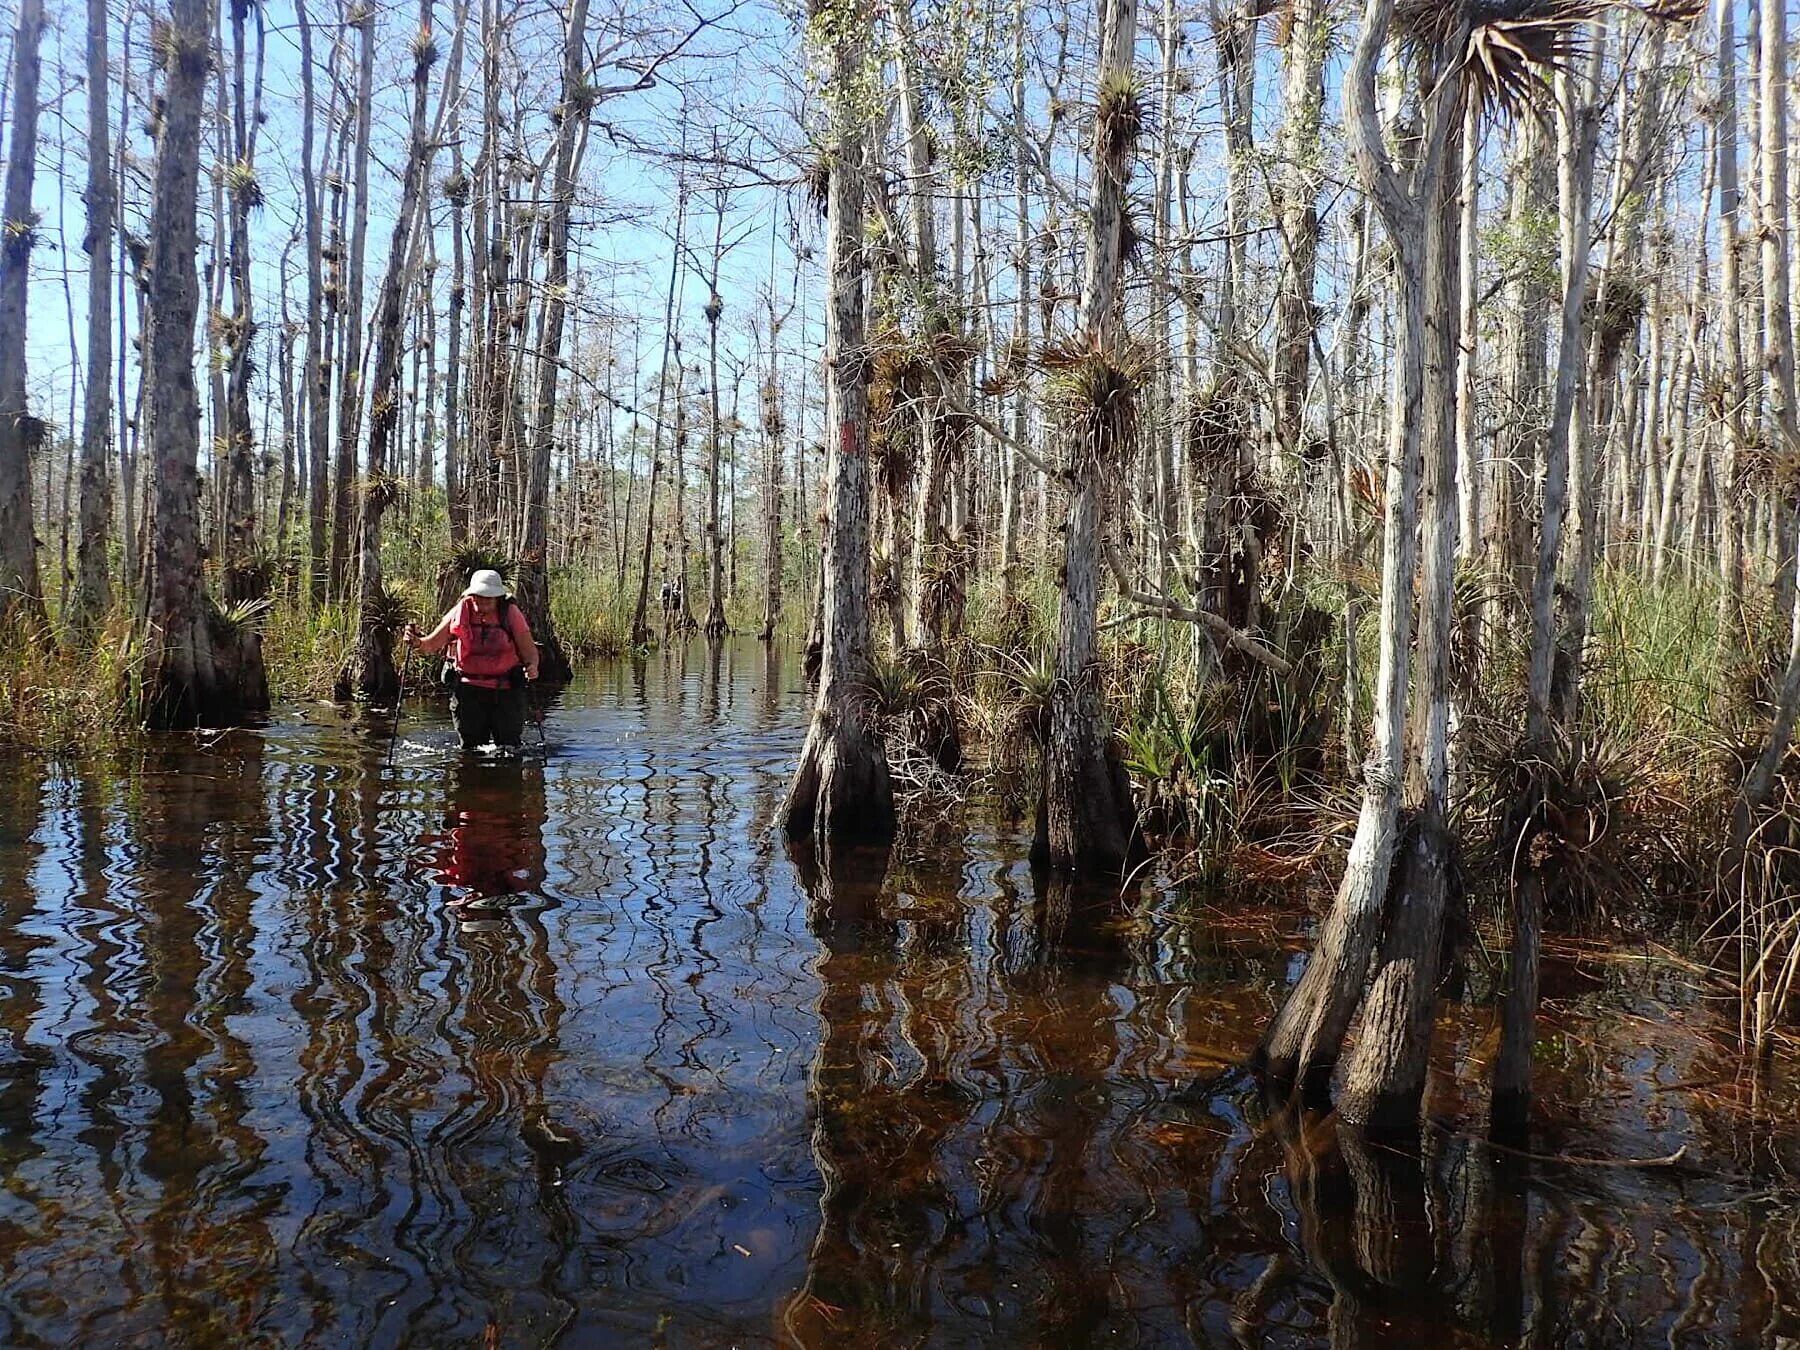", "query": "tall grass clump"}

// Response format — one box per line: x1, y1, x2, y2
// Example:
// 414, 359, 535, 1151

551, 565, 631, 659
1726, 774, 1800, 1050
264, 597, 360, 700
1091, 586, 1345, 884
964, 563, 1058, 654
1119, 674, 1242, 875
1587, 564, 1724, 745
0, 608, 140, 751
